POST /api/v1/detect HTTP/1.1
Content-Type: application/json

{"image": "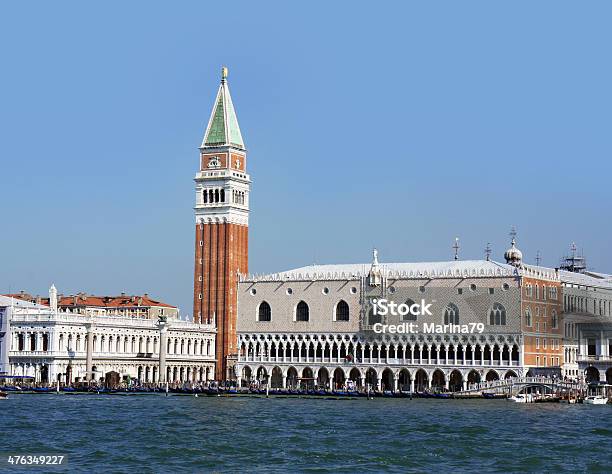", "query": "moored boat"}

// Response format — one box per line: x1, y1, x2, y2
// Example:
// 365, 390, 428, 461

432, 393, 451, 399
584, 395, 608, 405
482, 392, 499, 399
0, 391, 7, 399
